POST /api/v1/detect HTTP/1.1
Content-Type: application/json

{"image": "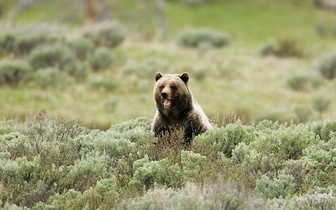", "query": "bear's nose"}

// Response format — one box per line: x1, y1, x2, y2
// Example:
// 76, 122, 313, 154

161, 92, 168, 99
